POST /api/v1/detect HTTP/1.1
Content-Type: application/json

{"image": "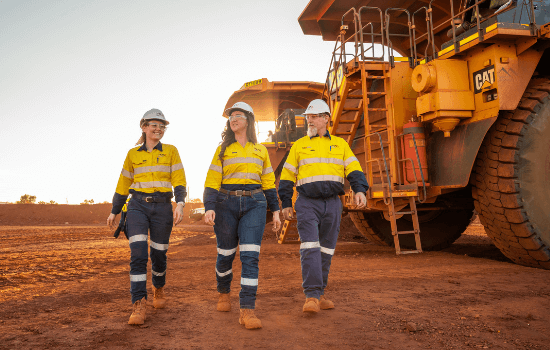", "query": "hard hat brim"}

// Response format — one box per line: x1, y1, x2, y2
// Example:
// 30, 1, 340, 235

142, 117, 169, 125
224, 107, 253, 118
